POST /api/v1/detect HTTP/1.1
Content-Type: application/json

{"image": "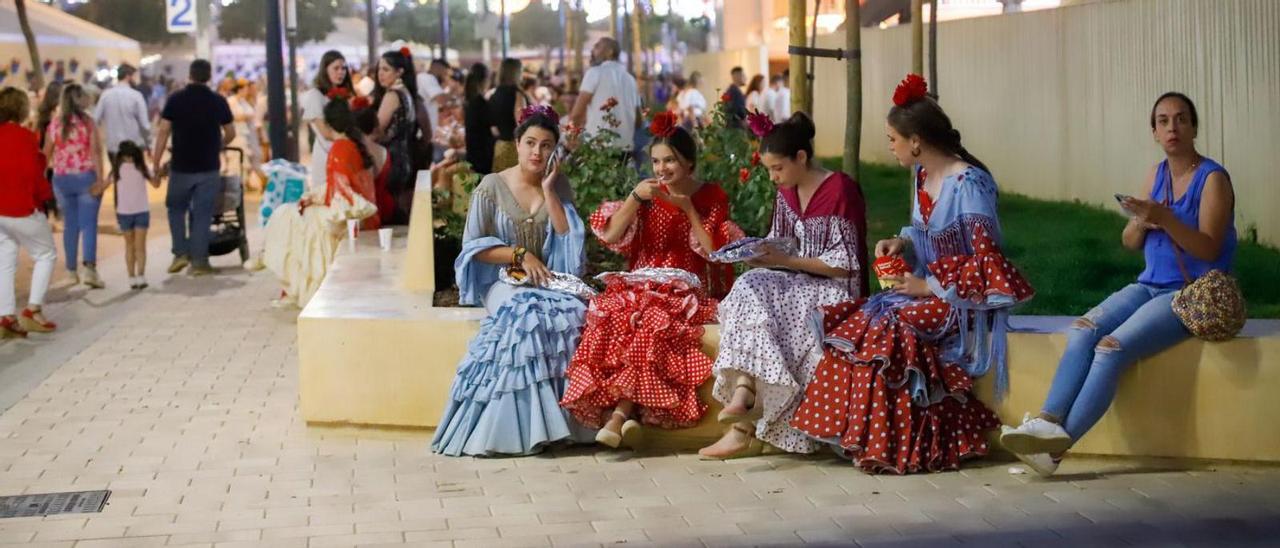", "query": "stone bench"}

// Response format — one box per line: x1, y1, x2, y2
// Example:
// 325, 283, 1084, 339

298, 178, 1280, 461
